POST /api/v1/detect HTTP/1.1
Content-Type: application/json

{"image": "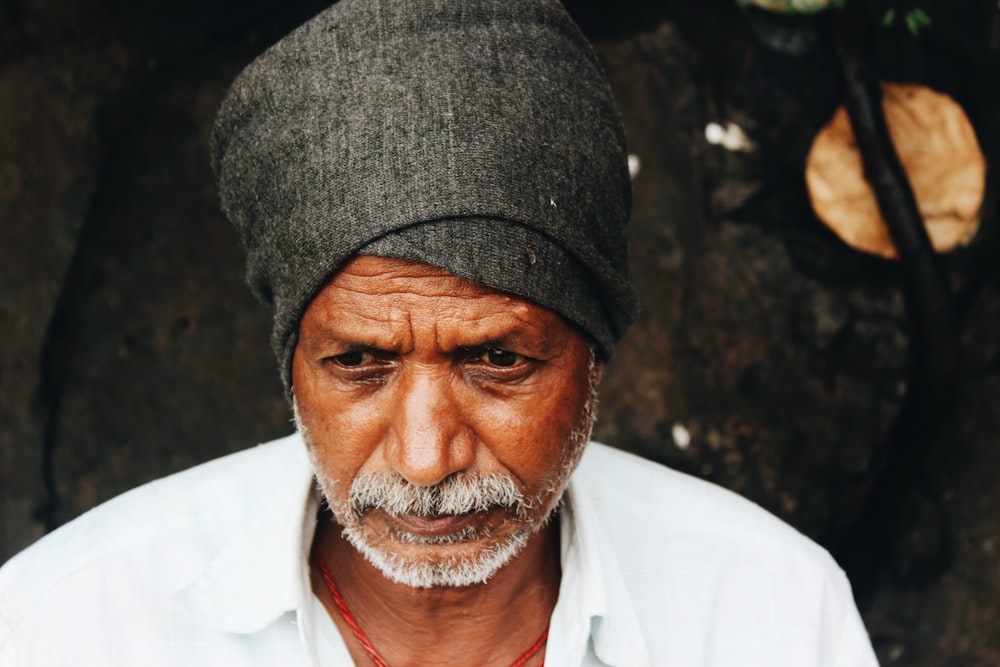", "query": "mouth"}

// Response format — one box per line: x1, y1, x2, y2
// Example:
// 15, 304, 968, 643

386, 511, 483, 540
